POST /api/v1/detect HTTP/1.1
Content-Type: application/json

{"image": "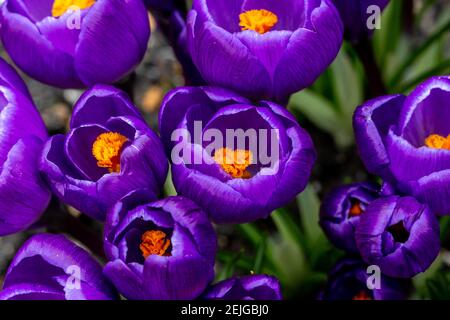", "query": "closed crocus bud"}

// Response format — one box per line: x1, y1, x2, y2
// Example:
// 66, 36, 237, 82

320, 258, 409, 300
187, 0, 343, 102
332, 0, 390, 43
356, 196, 440, 278
320, 182, 379, 253
0, 58, 51, 236
0, 234, 117, 300
104, 192, 217, 300
39, 85, 168, 220
203, 275, 282, 300
159, 87, 316, 224
353, 76, 450, 215
0, 0, 150, 88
